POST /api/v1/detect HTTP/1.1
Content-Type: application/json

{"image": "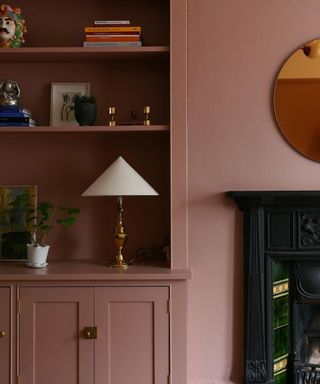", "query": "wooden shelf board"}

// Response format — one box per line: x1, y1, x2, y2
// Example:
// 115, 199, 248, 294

0, 125, 169, 133
0, 46, 170, 63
